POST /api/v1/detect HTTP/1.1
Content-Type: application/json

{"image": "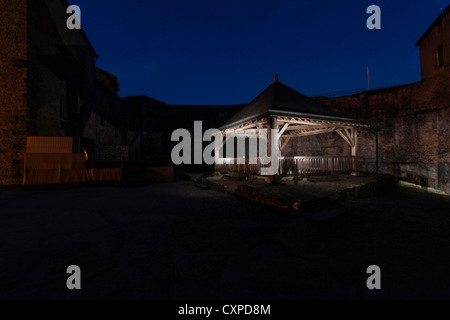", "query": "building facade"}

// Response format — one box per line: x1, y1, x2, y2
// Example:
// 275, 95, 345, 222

416, 6, 450, 80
